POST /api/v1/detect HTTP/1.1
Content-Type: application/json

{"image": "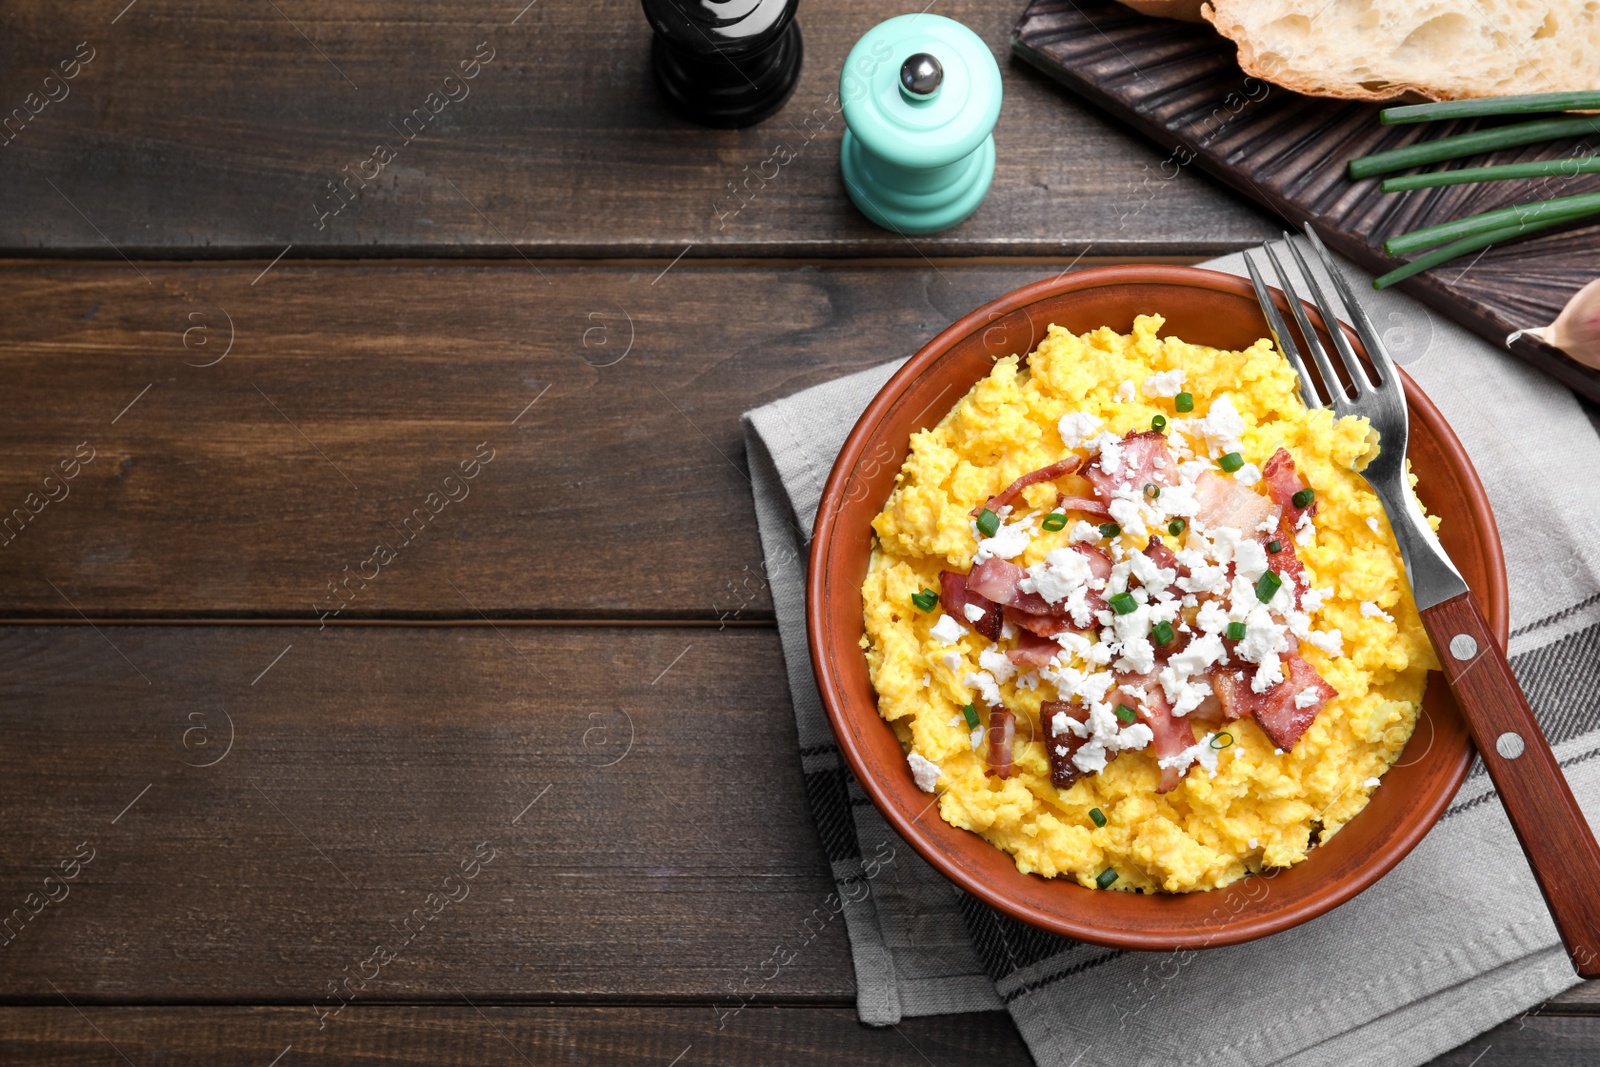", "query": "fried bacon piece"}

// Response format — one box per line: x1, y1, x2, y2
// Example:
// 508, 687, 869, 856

972, 455, 1087, 518
1042, 701, 1095, 788
985, 703, 1016, 779
939, 570, 1002, 641
1084, 430, 1179, 501
1115, 672, 1193, 794
1206, 652, 1336, 751
1006, 629, 1060, 667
